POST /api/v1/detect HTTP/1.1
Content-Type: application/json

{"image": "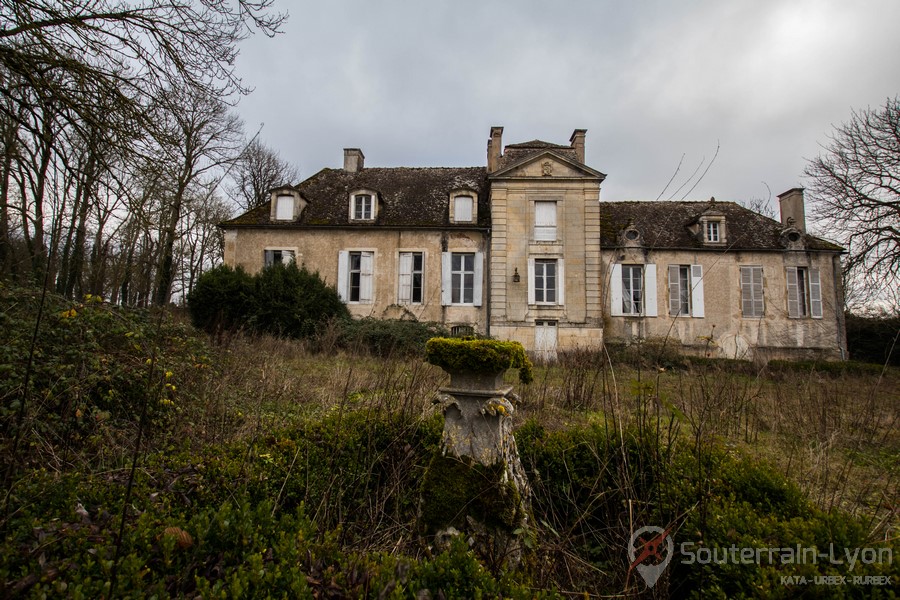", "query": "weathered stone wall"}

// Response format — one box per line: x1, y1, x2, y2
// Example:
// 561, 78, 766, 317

601, 248, 846, 360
